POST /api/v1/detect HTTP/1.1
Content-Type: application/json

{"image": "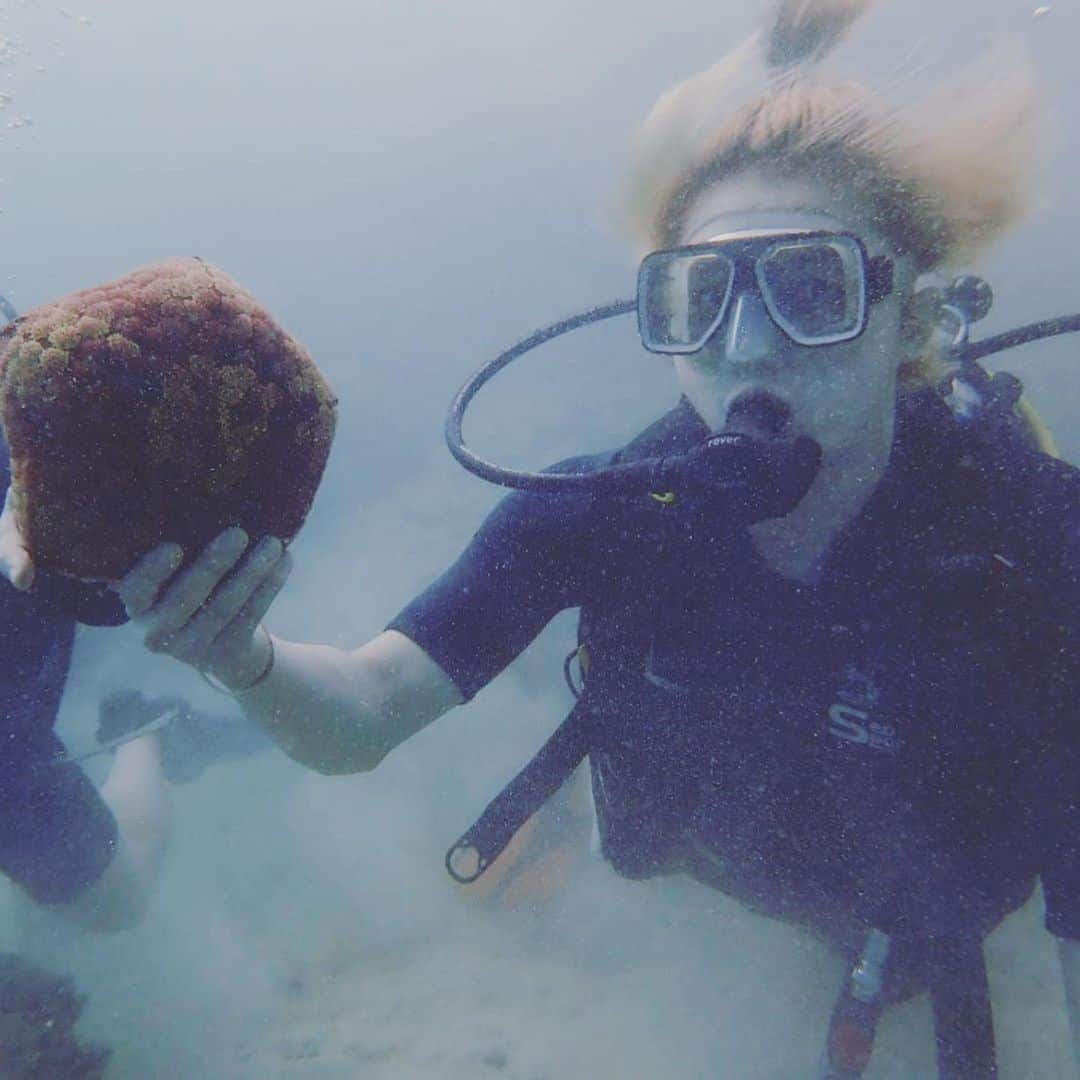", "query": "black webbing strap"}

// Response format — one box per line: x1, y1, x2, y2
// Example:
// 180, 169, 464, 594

445, 700, 592, 884
930, 938, 998, 1079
